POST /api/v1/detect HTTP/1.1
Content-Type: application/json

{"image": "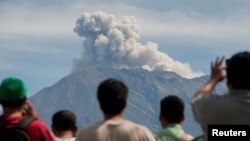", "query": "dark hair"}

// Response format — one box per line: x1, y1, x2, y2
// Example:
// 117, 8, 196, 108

97, 78, 128, 115
226, 51, 250, 90
160, 95, 184, 123
52, 110, 77, 131
0, 98, 26, 108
